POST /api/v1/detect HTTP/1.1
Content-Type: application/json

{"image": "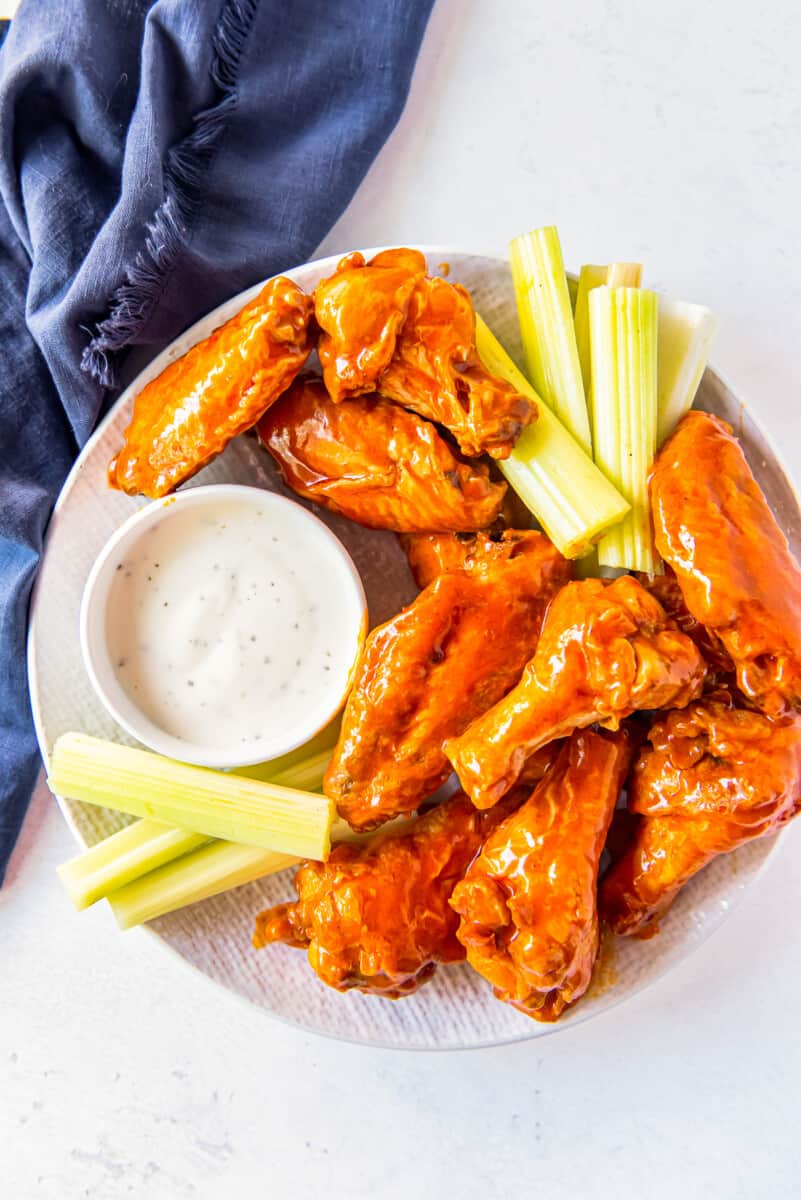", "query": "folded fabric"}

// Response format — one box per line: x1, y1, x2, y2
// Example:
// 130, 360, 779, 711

0, 0, 434, 882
